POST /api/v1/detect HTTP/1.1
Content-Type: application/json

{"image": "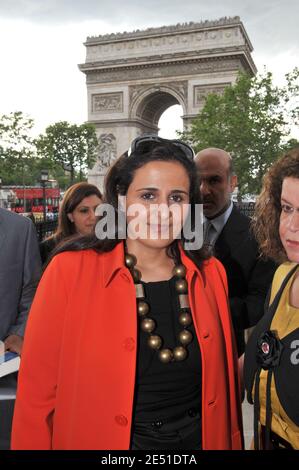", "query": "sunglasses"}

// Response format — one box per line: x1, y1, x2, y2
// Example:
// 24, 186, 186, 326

127, 134, 195, 161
